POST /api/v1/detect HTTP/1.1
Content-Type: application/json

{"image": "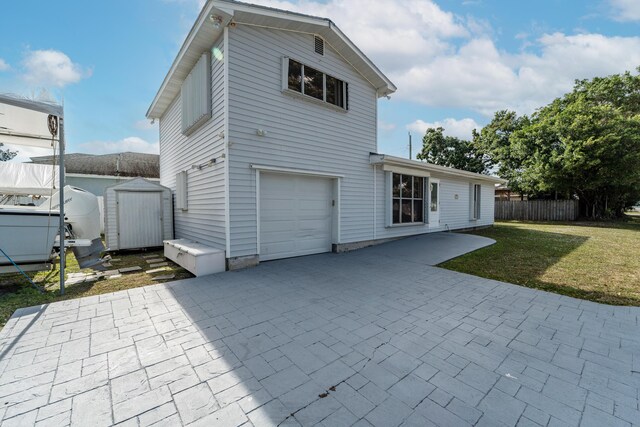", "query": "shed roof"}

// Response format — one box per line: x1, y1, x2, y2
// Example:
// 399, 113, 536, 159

29, 152, 159, 178
147, 0, 397, 119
